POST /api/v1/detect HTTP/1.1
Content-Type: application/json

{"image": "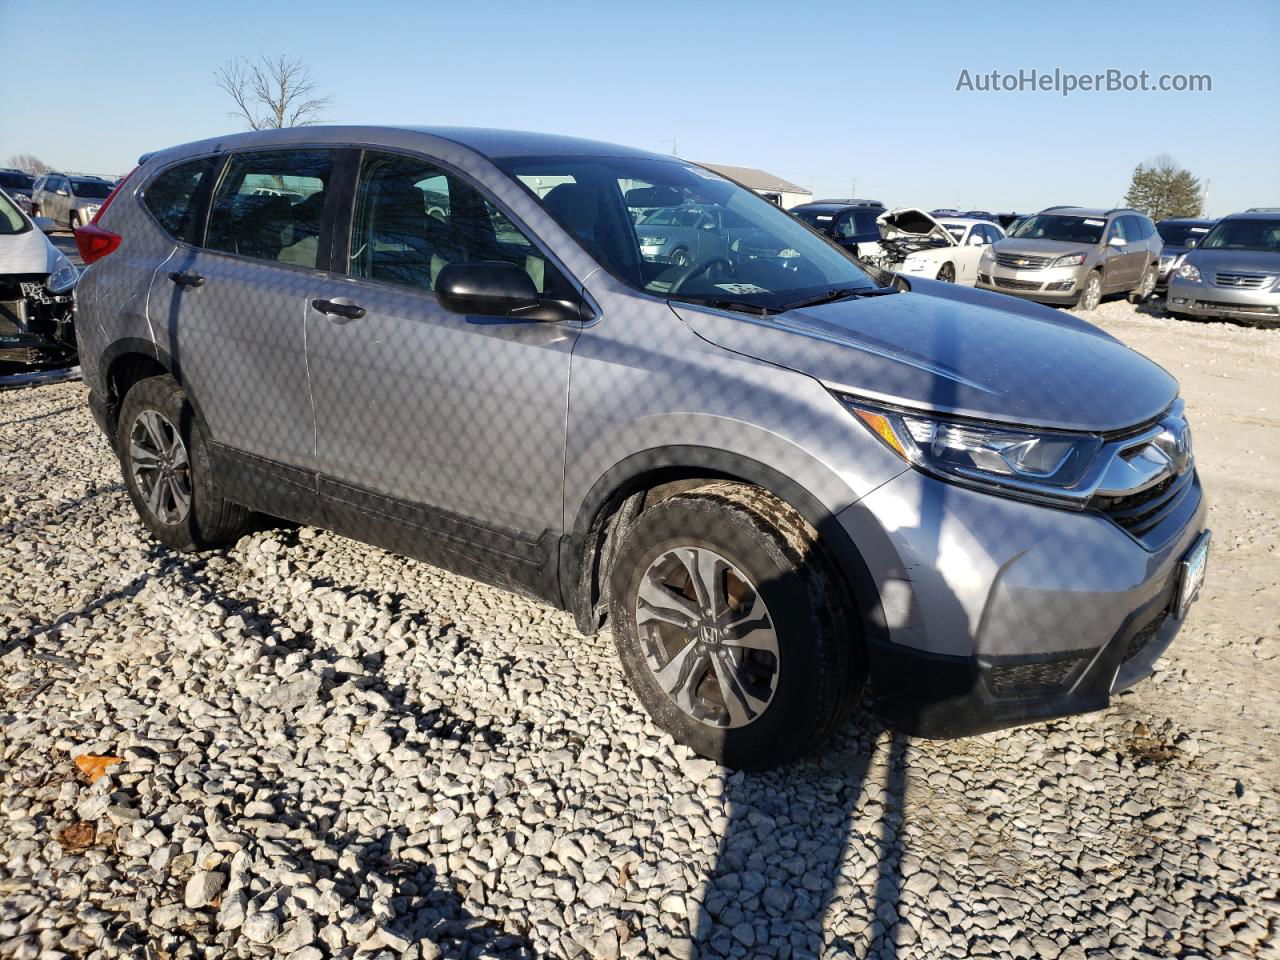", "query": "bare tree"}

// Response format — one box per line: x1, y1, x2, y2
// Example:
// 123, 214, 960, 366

8, 154, 51, 175
214, 54, 332, 130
